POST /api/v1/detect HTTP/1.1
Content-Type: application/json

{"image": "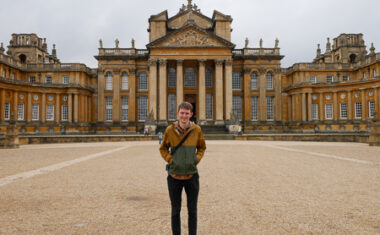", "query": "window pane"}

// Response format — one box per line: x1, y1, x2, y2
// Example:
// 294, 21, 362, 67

4, 102, 10, 120
325, 103, 333, 120
251, 72, 258, 90
168, 94, 176, 120
45, 76, 52, 84
184, 68, 196, 88
106, 72, 113, 90
232, 72, 241, 90
121, 72, 129, 90
32, 104, 39, 120
267, 72, 273, 89
138, 96, 148, 121
312, 104, 318, 120
61, 105, 68, 121
63, 76, 69, 84
17, 103, 24, 120
121, 96, 128, 121
206, 94, 213, 120
340, 103, 347, 119
138, 72, 148, 90
251, 96, 258, 120
205, 69, 212, 88
267, 96, 274, 120
355, 102, 362, 119
310, 75, 316, 84
105, 97, 112, 121
369, 101, 375, 118
232, 96, 242, 120
46, 104, 54, 121
168, 68, 176, 88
